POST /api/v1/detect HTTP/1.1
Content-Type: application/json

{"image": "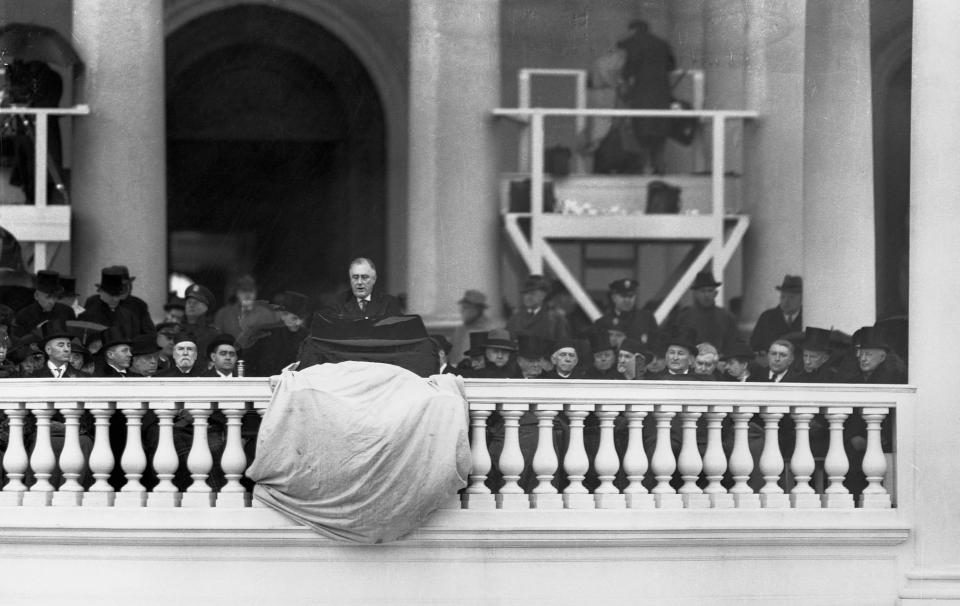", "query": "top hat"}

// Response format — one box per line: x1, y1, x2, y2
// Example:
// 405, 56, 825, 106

801, 326, 832, 352
58, 276, 78, 298
521, 274, 551, 294
691, 271, 721, 290
720, 341, 754, 361
609, 279, 638, 296
483, 328, 517, 352
775, 275, 803, 293
96, 268, 126, 296
856, 326, 890, 351
428, 334, 453, 355
465, 331, 488, 357
35, 270, 61, 295
588, 331, 614, 354
274, 291, 309, 318
100, 326, 133, 350
131, 333, 161, 357
38, 319, 73, 345
185, 284, 216, 309
206, 333, 239, 357
517, 334, 551, 359
663, 327, 698, 354
457, 289, 488, 308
